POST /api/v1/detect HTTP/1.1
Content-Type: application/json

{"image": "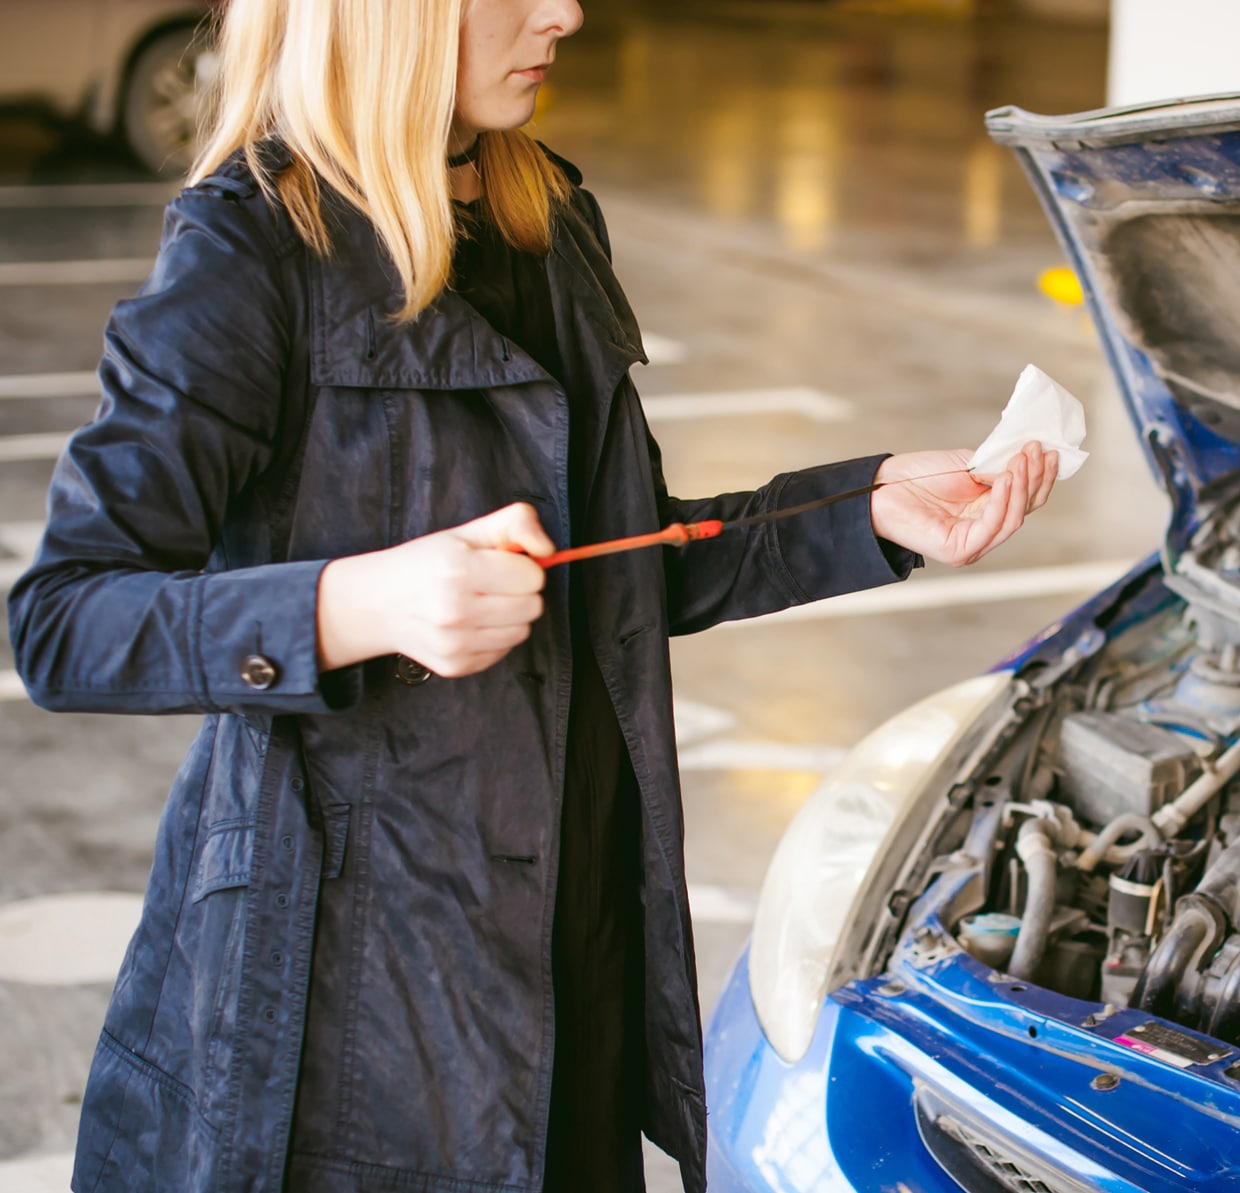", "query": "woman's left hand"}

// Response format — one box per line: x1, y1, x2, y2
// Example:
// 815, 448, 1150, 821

869, 440, 1058, 568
